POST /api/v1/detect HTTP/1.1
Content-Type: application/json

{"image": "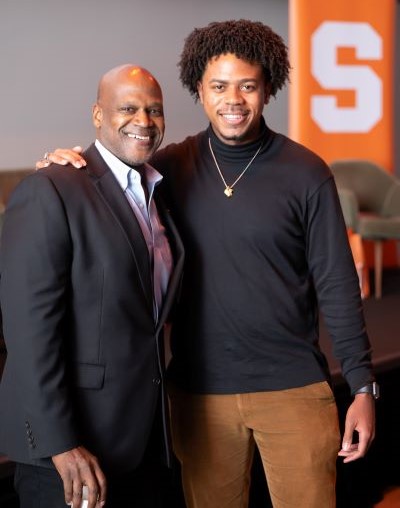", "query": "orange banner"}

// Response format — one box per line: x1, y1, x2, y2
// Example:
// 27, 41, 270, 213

288, 0, 395, 172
